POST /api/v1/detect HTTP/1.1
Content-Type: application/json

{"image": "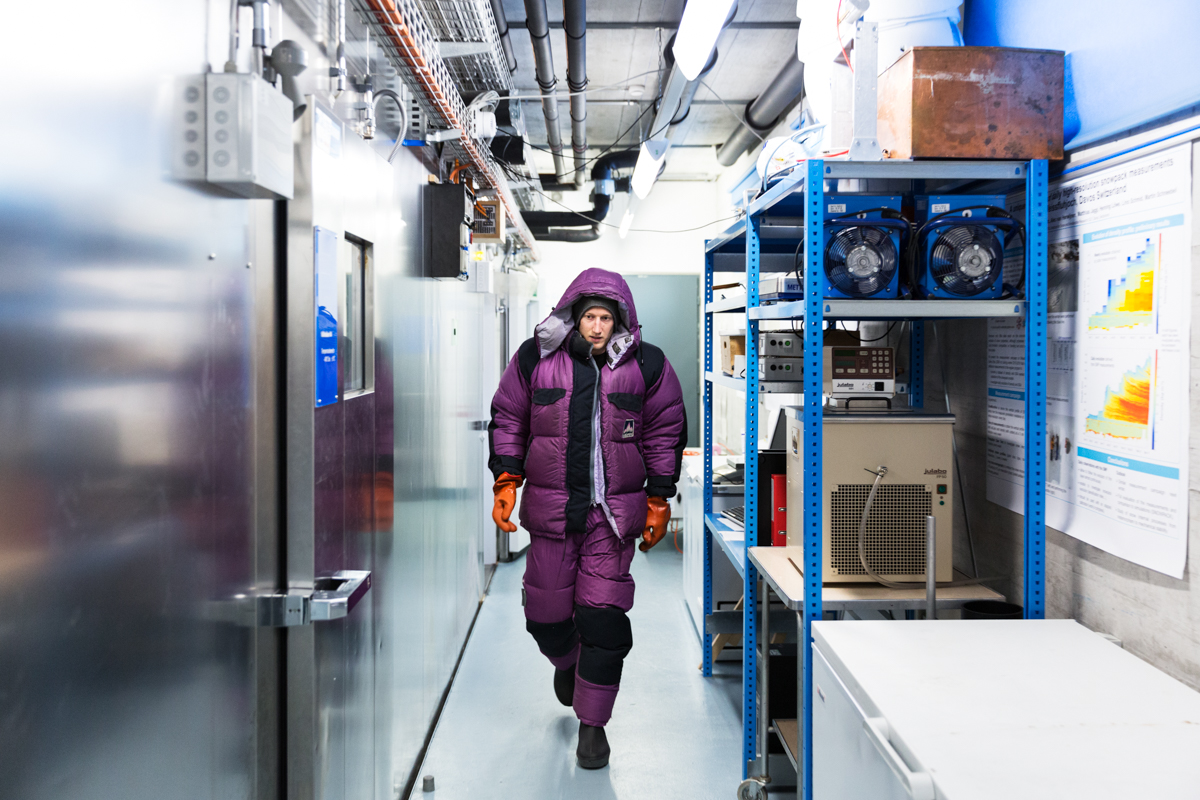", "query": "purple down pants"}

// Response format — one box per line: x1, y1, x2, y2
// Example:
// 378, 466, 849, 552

523, 506, 636, 727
